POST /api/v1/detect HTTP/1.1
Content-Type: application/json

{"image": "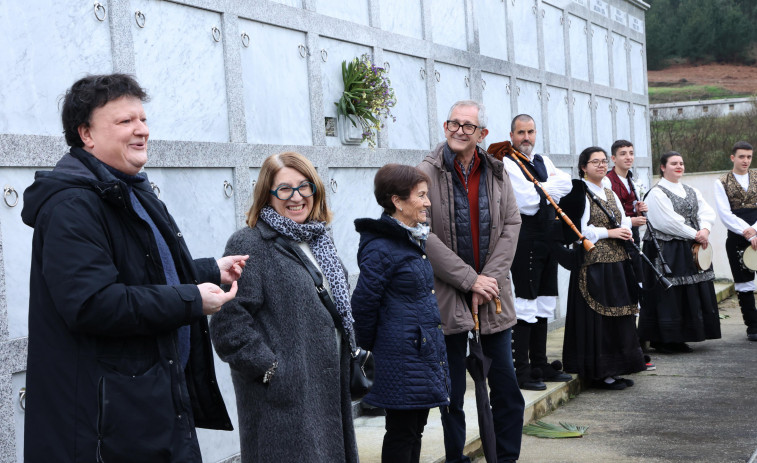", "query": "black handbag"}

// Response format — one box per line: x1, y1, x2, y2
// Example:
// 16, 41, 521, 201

275, 237, 374, 399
